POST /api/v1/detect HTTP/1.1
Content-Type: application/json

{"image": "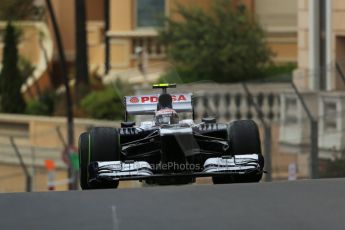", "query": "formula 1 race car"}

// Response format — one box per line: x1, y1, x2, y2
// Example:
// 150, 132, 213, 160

79, 84, 264, 189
